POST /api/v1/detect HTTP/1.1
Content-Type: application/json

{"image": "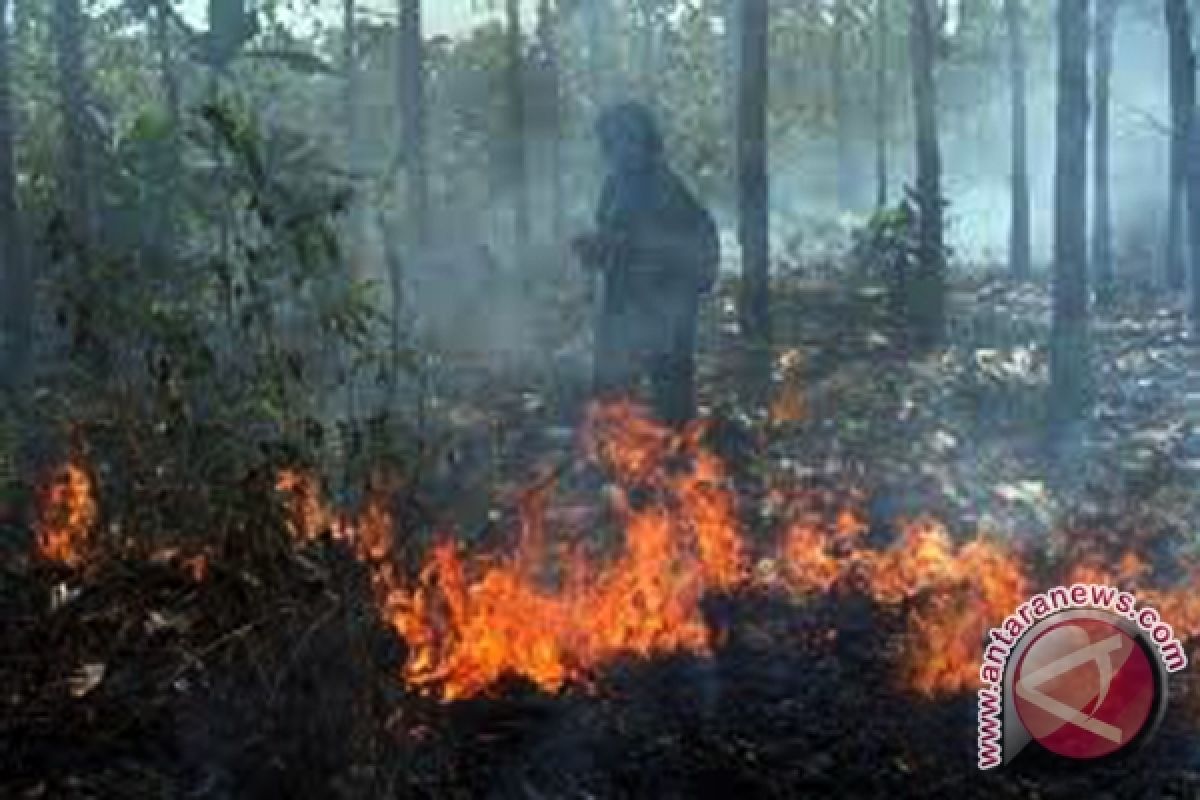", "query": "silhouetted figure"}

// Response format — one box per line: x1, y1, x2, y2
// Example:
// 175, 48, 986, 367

573, 103, 719, 425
